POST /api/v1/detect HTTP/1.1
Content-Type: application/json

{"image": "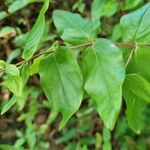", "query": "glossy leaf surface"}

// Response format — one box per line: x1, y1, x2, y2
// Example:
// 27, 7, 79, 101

53, 10, 100, 45
123, 74, 148, 133
22, 0, 50, 60
120, 3, 150, 42
39, 47, 83, 129
82, 38, 125, 129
